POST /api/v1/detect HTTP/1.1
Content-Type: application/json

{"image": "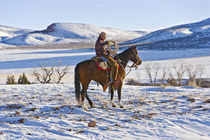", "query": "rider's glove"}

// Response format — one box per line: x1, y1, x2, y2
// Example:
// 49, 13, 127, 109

107, 41, 112, 45
111, 41, 116, 44
110, 40, 117, 46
